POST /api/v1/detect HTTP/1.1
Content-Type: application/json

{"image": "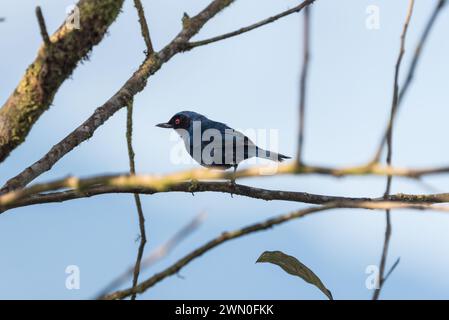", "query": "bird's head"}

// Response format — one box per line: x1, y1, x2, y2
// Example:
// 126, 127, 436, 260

156, 111, 206, 130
